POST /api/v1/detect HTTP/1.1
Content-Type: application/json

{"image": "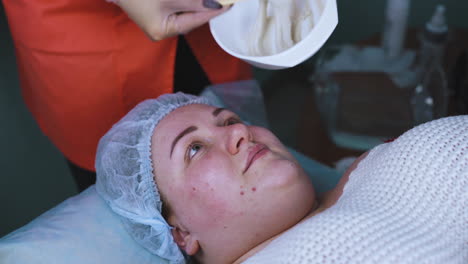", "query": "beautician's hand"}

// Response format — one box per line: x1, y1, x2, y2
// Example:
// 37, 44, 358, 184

114, 0, 228, 41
